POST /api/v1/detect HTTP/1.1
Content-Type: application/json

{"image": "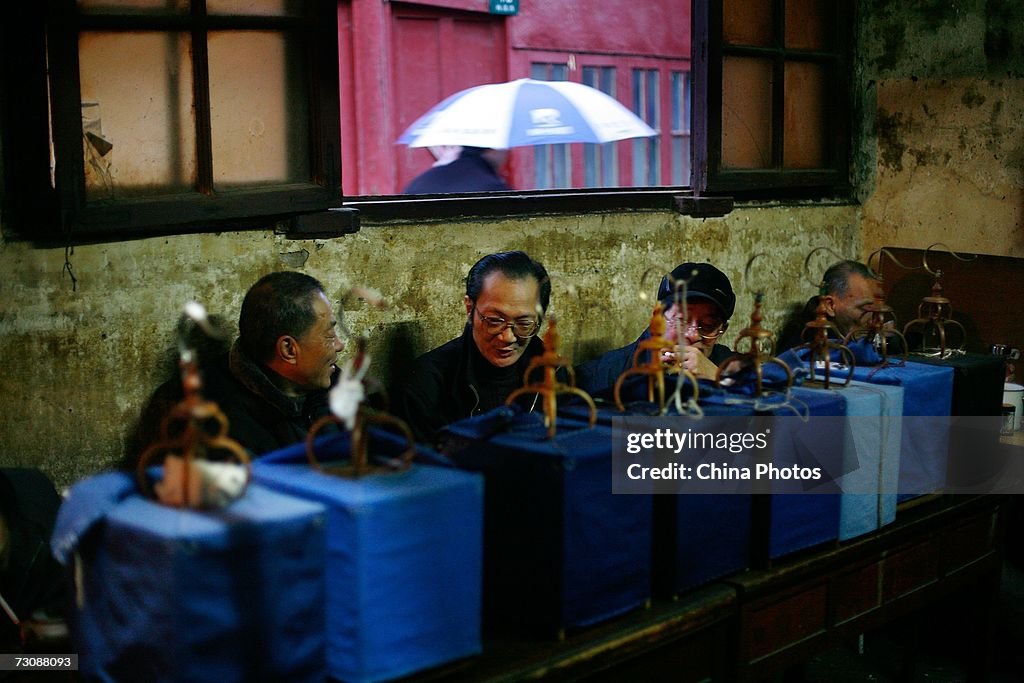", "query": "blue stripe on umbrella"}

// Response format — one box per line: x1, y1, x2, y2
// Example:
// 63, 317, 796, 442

505, 81, 601, 147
